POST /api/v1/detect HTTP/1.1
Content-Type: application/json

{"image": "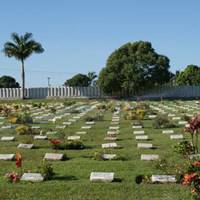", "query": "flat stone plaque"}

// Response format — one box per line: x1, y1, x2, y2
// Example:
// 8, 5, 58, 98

1, 136, 15, 141
17, 144, 34, 149
104, 136, 118, 141
178, 121, 187, 125
86, 121, 95, 125
141, 154, 159, 161
137, 143, 153, 149
189, 154, 200, 159
162, 130, 174, 134
76, 131, 87, 135
170, 134, 183, 139
21, 173, 44, 182
67, 136, 80, 141
34, 135, 48, 140
0, 154, 15, 160
133, 130, 145, 135
68, 119, 76, 122
44, 153, 64, 161
151, 175, 176, 183
107, 131, 118, 135
90, 172, 114, 182
109, 126, 119, 130
63, 122, 72, 125
135, 135, 149, 140
102, 154, 117, 160
55, 125, 66, 129
132, 125, 142, 129
81, 126, 91, 129
172, 117, 181, 120
148, 115, 156, 119
102, 143, 118, 149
